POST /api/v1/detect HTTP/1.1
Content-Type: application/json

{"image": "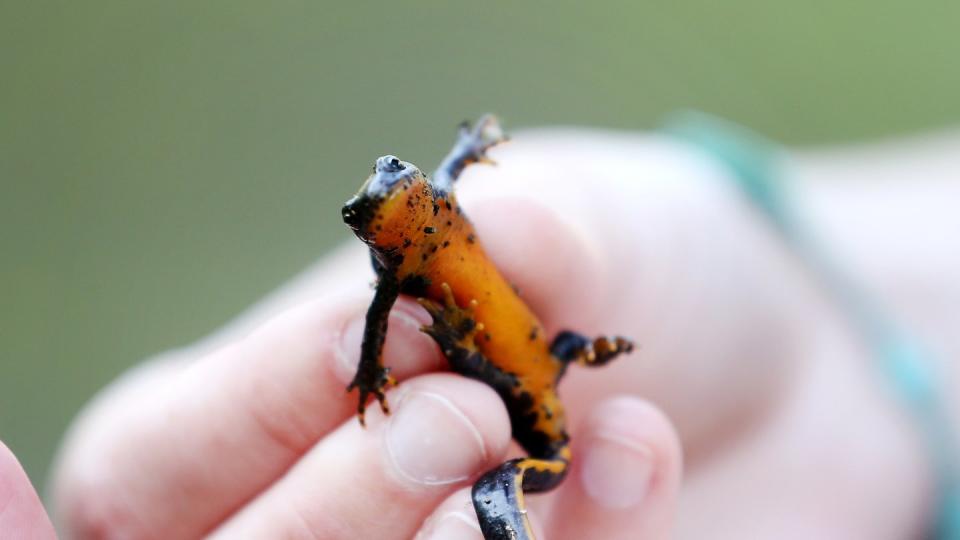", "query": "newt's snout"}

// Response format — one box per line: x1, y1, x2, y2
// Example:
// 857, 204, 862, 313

341, 194, 377, 233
